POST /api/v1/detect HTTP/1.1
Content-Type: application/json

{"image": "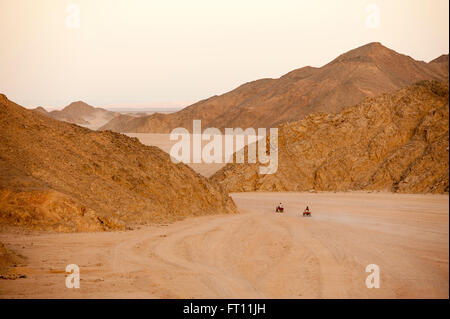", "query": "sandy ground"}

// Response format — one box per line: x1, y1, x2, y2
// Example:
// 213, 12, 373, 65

126, 133, 262, 177
0, 192, 448, 299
